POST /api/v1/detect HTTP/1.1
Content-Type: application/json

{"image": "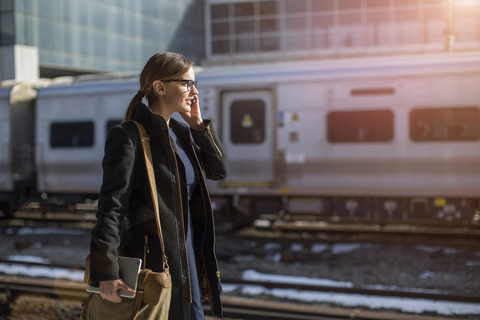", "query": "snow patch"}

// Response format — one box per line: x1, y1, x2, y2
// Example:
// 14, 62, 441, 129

310, 243, 329, 254
364, 284, 442, 294
31, 242, 42, 248
416, 245, 458, 254
264, 288, 480, 315
17, 227, 87, 236
331, 243, 362, 255
265, 253, 282, 262
243, 241, 257, 247
242, 269, 353, 288
0, 263, 84, 282
263, 243, 283, 250
7, 255, 51, 264
420, 271, 435, 279
290, 243, 304, 252
227, 283, 480, 316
